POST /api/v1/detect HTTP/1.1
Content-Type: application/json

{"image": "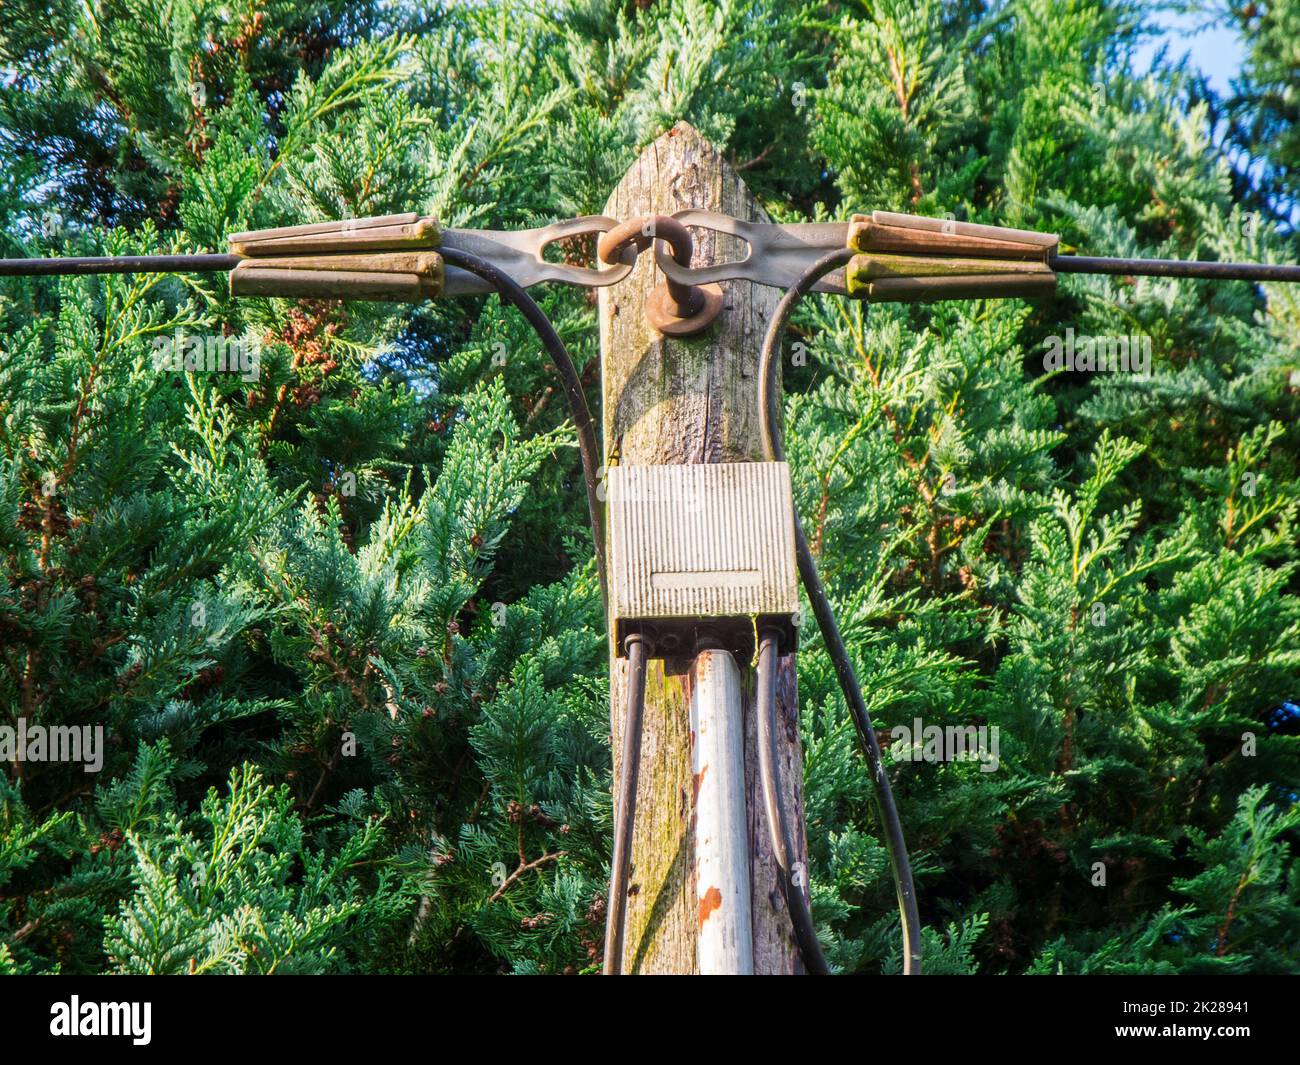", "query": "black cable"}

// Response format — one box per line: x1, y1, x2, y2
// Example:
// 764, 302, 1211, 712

758, 245, 922, 975
0, 254, 241, 277
756, 628, 831, 975
10, 242, 625, 959
8, 250, 1298, 285
0, 245, 612, 613
603, 633, 648, 975
1049, 254, 1300, 283
438, 247, 608, 618
386, 248, 628, 967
